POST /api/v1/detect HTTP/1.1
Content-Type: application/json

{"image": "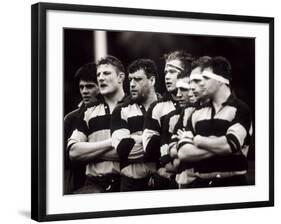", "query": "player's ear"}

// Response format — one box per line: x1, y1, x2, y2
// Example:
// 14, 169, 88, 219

118, 72, 125, 83
149, 76, 156, 86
